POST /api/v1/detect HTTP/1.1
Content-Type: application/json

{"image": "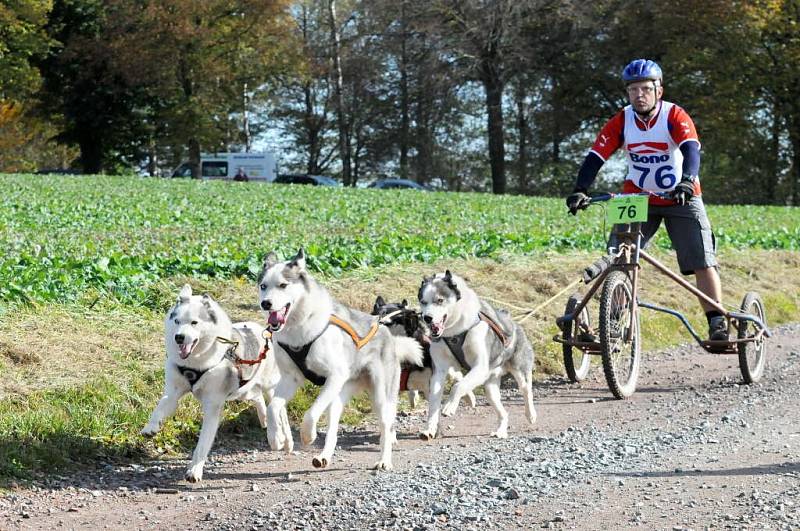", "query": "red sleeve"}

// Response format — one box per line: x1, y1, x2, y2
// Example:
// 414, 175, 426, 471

589, 111, 625, 161
668, 105, 700, 147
